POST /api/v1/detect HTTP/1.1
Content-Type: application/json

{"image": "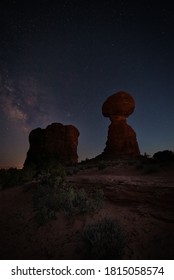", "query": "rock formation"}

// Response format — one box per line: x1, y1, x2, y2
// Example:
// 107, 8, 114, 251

101, 91, 140, 158
24, 123, 79, 168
